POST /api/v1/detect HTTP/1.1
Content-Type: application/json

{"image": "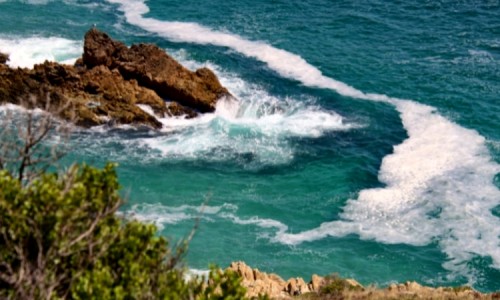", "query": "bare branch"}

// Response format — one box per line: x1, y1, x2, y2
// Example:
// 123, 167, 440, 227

0, 92, 74, 184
